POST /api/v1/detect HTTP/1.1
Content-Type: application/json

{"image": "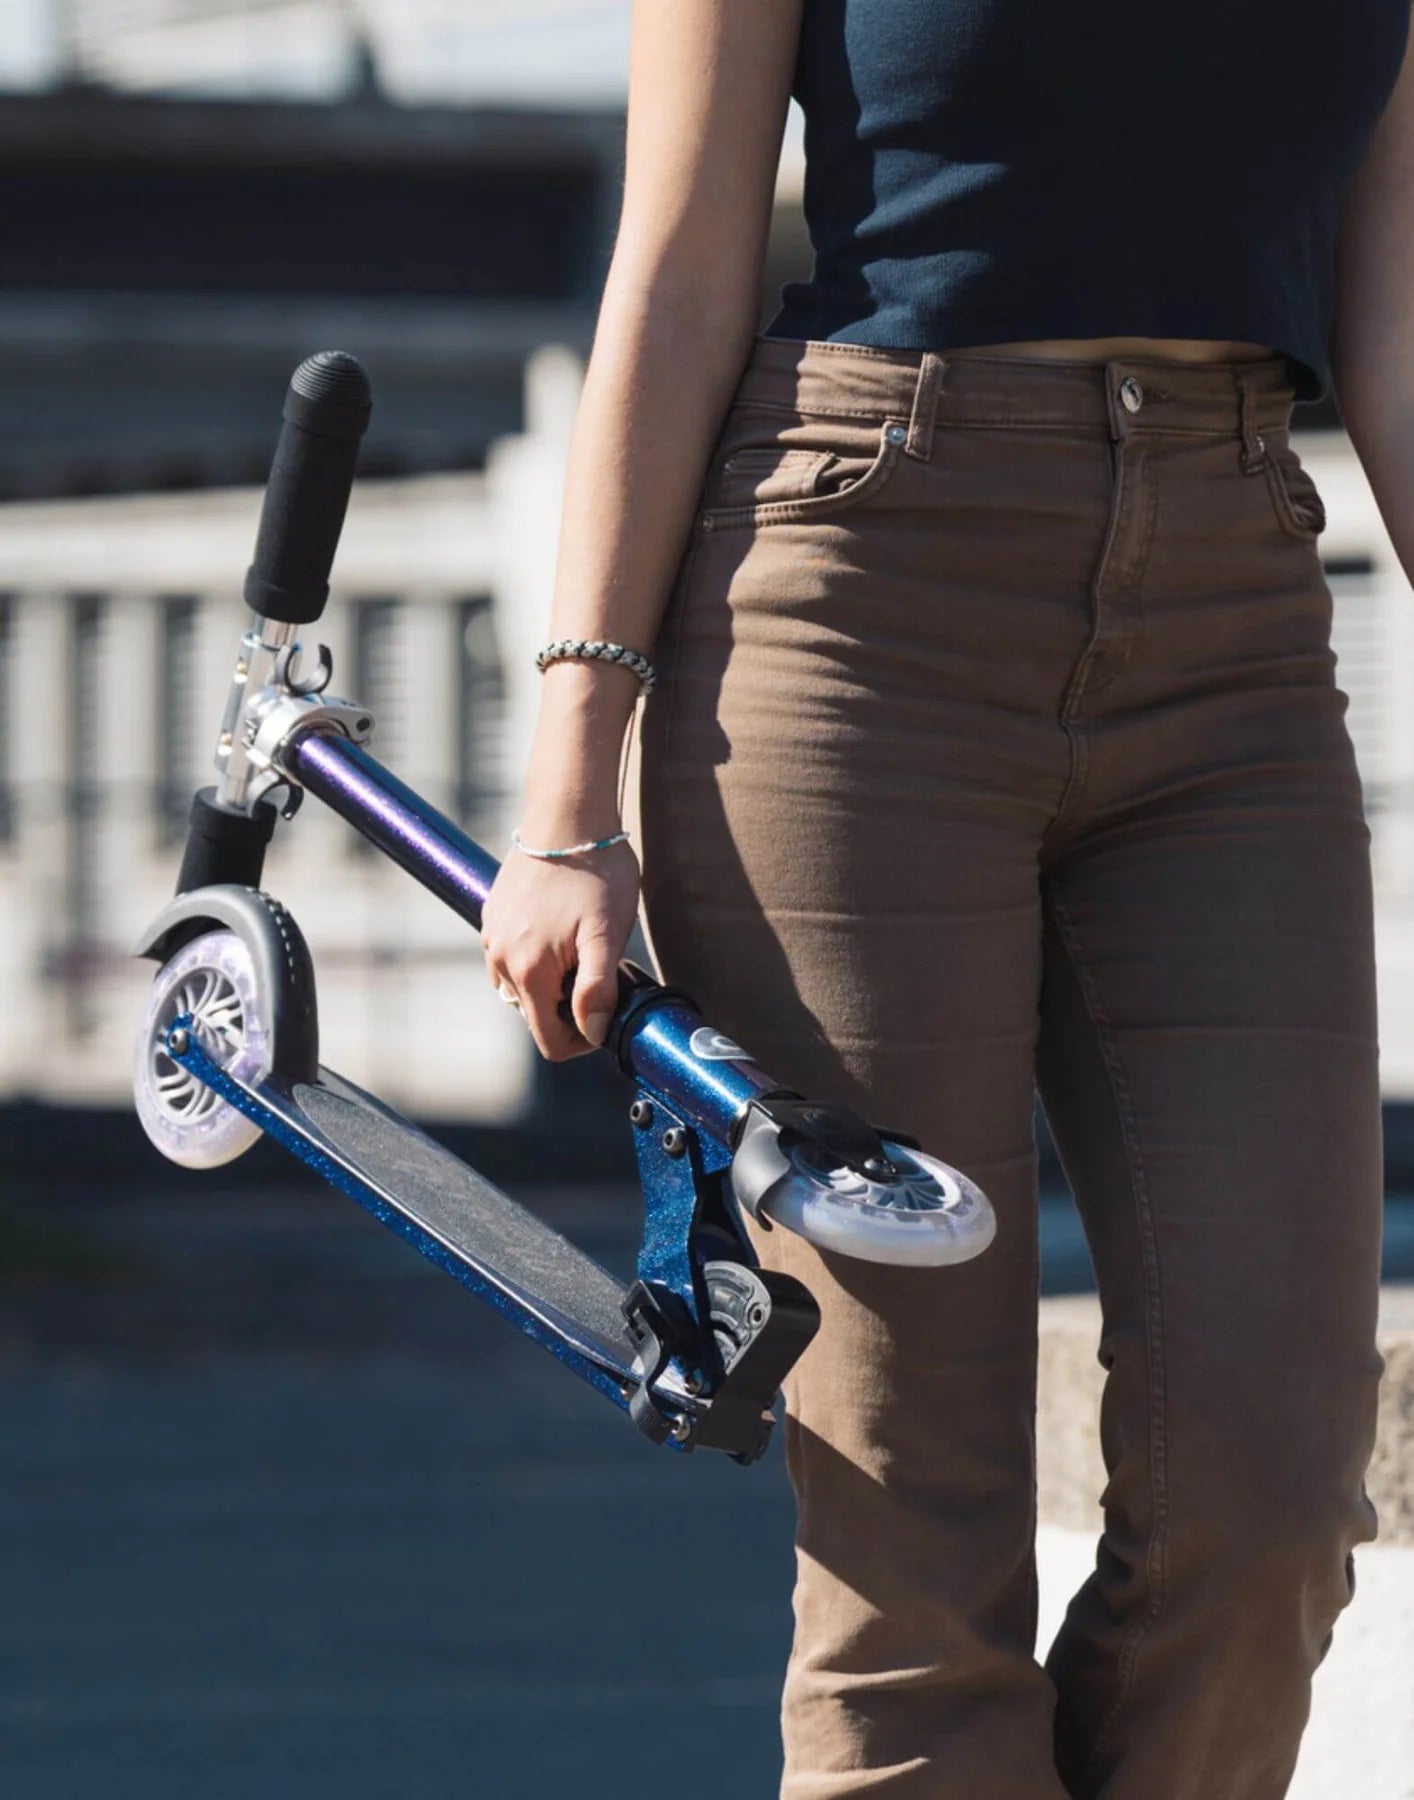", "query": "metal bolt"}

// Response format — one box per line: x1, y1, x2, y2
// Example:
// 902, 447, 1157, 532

684, 1369, 704, 1396
662, 1126, 687, 1157
629, 1098, 654, 1129
669, 1414, 693, 1443
885, 422, 907, 444
168, 1027, 190, 1056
